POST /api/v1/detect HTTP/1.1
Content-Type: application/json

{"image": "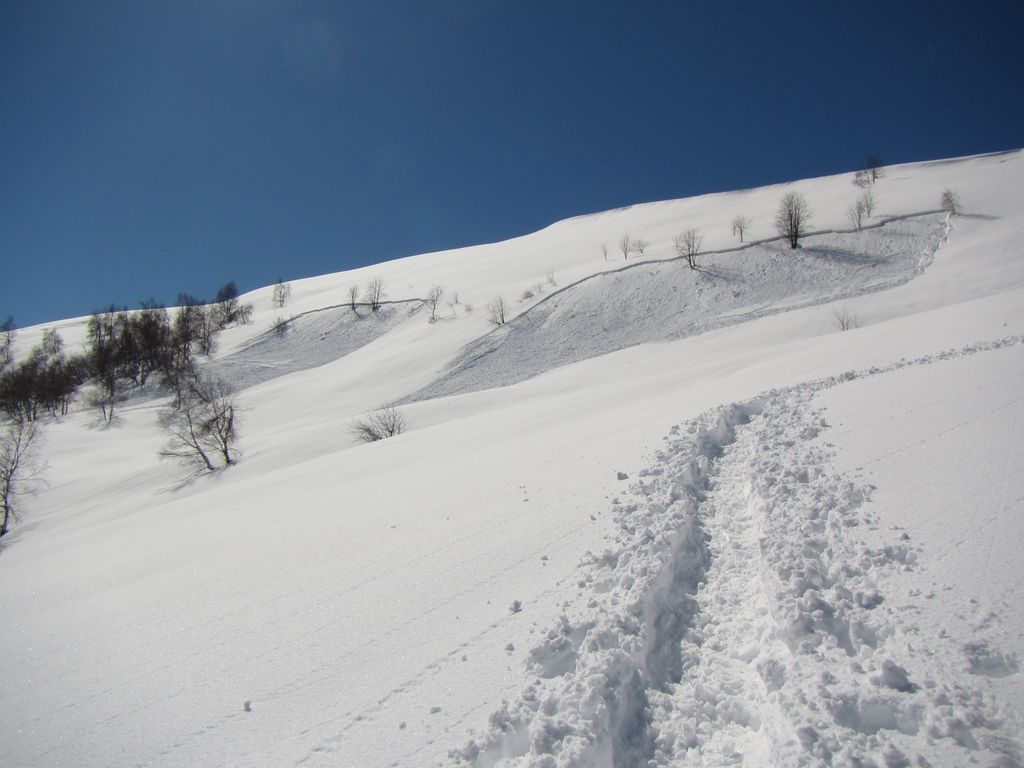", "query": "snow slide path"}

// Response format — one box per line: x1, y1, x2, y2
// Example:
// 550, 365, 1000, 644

451, 336, 1024, 768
